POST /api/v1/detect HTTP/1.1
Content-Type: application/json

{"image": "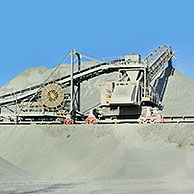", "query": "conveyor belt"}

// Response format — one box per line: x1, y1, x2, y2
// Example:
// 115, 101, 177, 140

0, 59, 123, 106
143, 45, 175, 82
